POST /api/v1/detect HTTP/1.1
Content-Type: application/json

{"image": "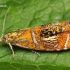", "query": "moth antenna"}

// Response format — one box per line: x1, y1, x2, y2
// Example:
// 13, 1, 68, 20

0, 6, 11, 42
2, 6, 11, 37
